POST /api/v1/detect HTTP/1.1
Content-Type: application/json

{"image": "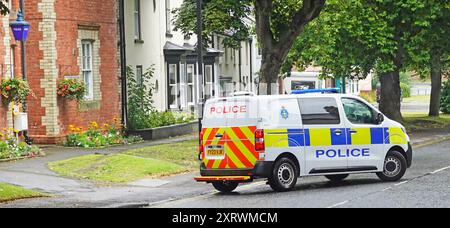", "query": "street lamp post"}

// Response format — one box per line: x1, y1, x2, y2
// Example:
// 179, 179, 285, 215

10, 2, 31, 143
196, 0, 204, 132
10, 8, 29, 111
